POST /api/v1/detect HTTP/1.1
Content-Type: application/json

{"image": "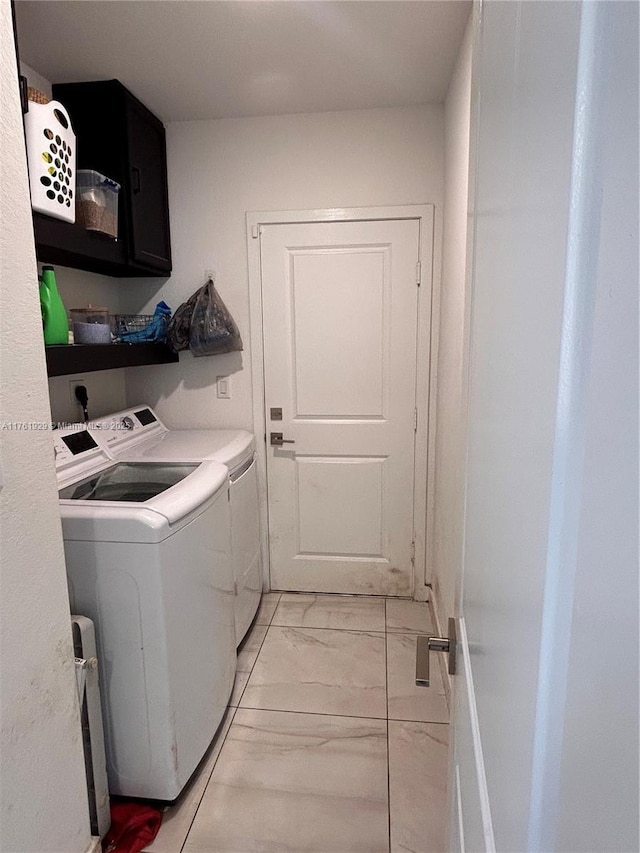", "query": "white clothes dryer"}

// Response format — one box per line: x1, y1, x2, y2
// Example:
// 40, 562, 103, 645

55, 427, 236, 801
91, 407, 262, 645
